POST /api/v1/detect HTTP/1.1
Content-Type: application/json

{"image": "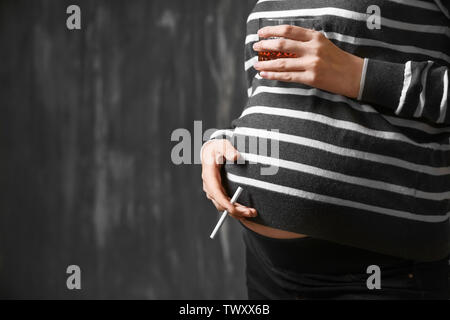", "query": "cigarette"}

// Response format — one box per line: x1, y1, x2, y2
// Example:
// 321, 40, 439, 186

209, 187, 244, 240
